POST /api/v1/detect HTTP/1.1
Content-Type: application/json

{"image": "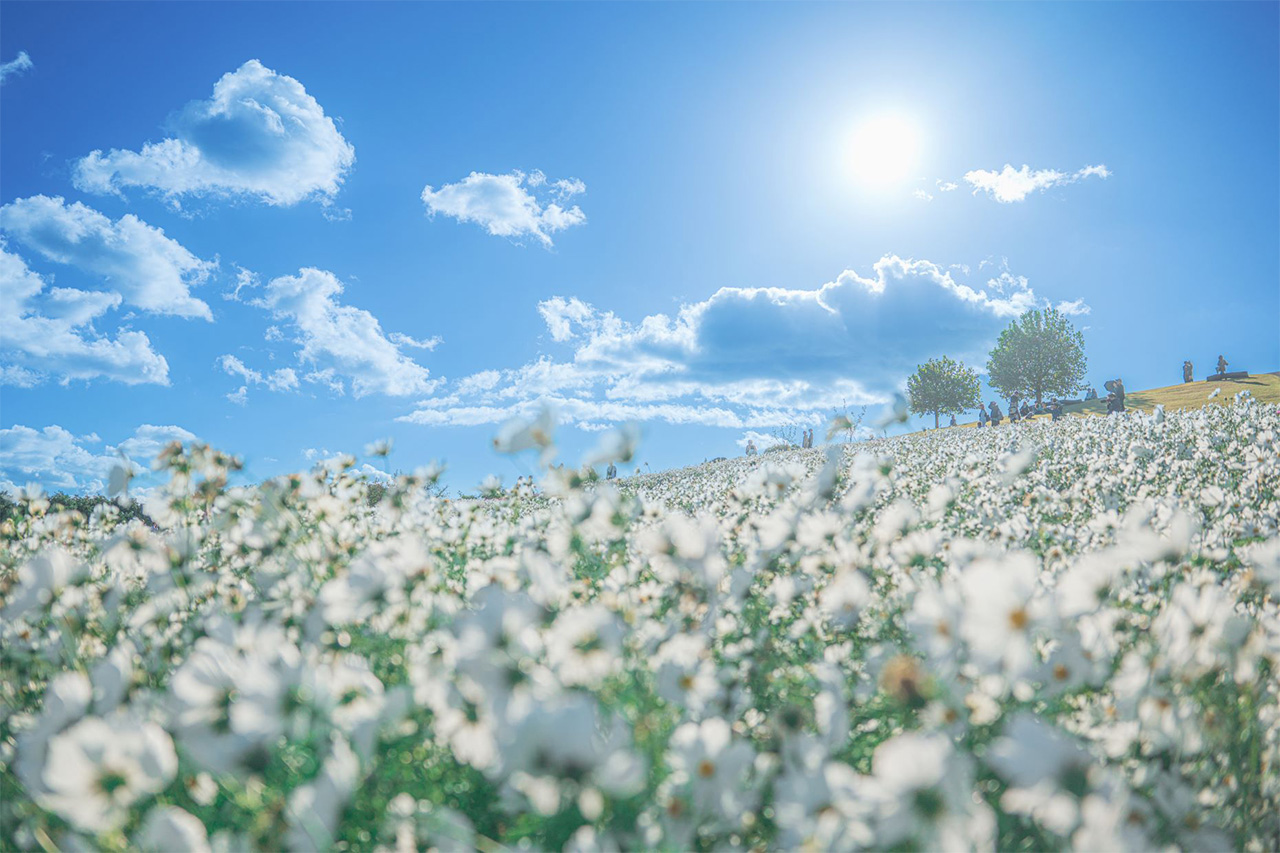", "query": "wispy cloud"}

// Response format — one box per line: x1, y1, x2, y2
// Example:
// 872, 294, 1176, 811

421, 169, 586, 247
74, 60, 355, 208
962, 163, 1111, 203
0, 51, 33, 85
